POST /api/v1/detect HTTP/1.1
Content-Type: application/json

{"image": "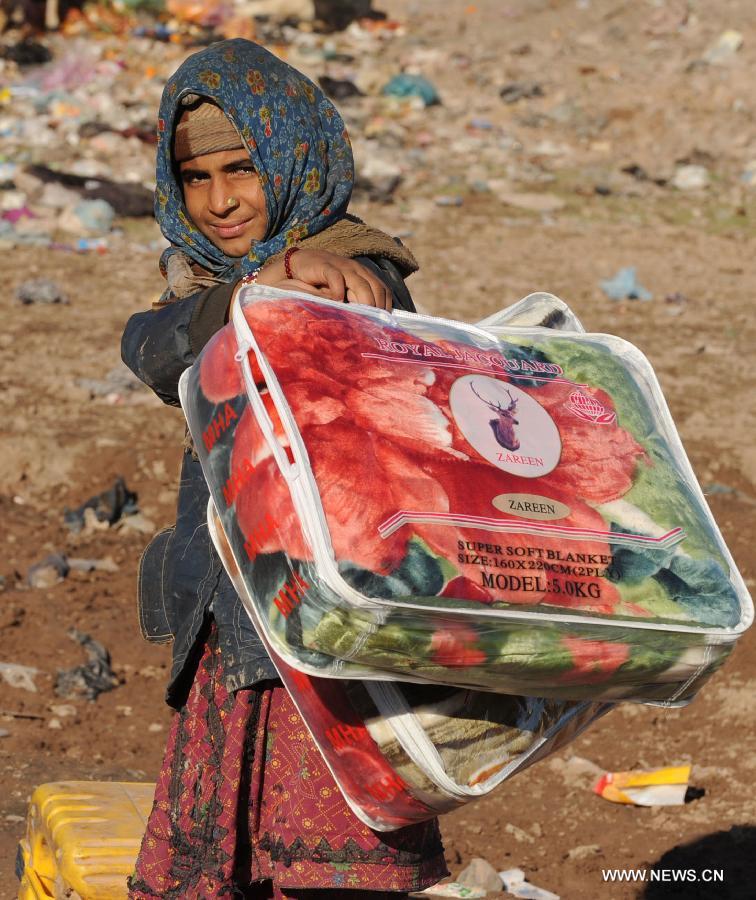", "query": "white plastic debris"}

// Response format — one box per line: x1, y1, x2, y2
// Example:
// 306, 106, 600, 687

416, 884, 487, 899
0, 662, 40, 692
703, 30, 744, 65
499, 868, 560, 900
